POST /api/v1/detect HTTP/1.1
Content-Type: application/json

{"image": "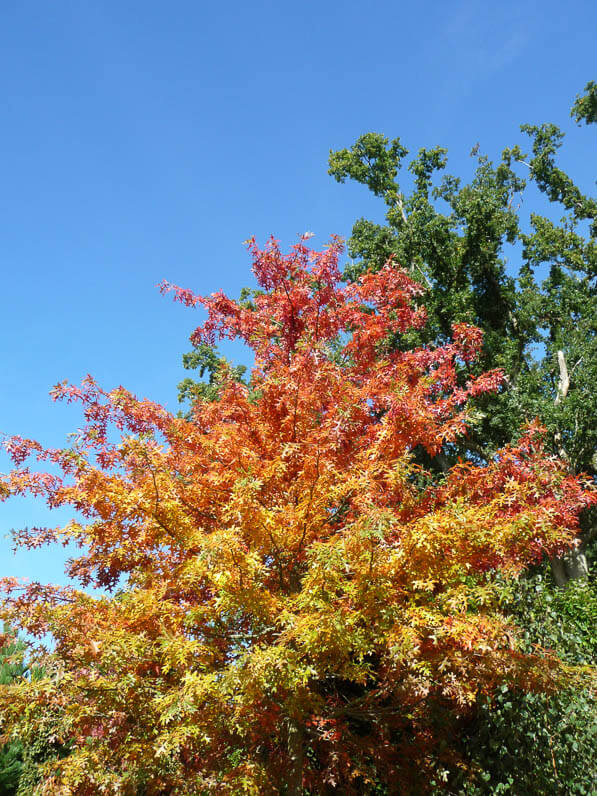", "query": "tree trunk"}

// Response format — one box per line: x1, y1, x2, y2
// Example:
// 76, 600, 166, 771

551, 548, 589, 587
553, 349, 570, 461
286, 718, 304, 796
